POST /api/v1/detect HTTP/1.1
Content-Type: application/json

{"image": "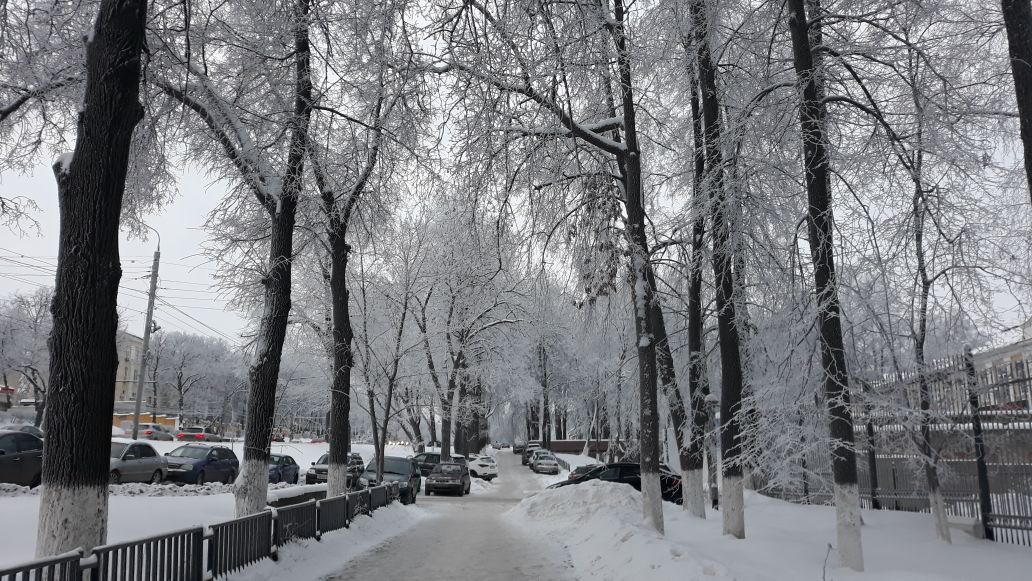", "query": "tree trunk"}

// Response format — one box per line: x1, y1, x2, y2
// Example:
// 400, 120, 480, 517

682, 73, 710, 518
234, 0, 312, 518
787, 0, 864, 569
440, 395, 453, 459
35, 0, 148, 557
429, 398, 438, 444
540, 344, 551, 448
1002, 0, 1032, 206
326, 218, 354, 497
688, 0, 747, 538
